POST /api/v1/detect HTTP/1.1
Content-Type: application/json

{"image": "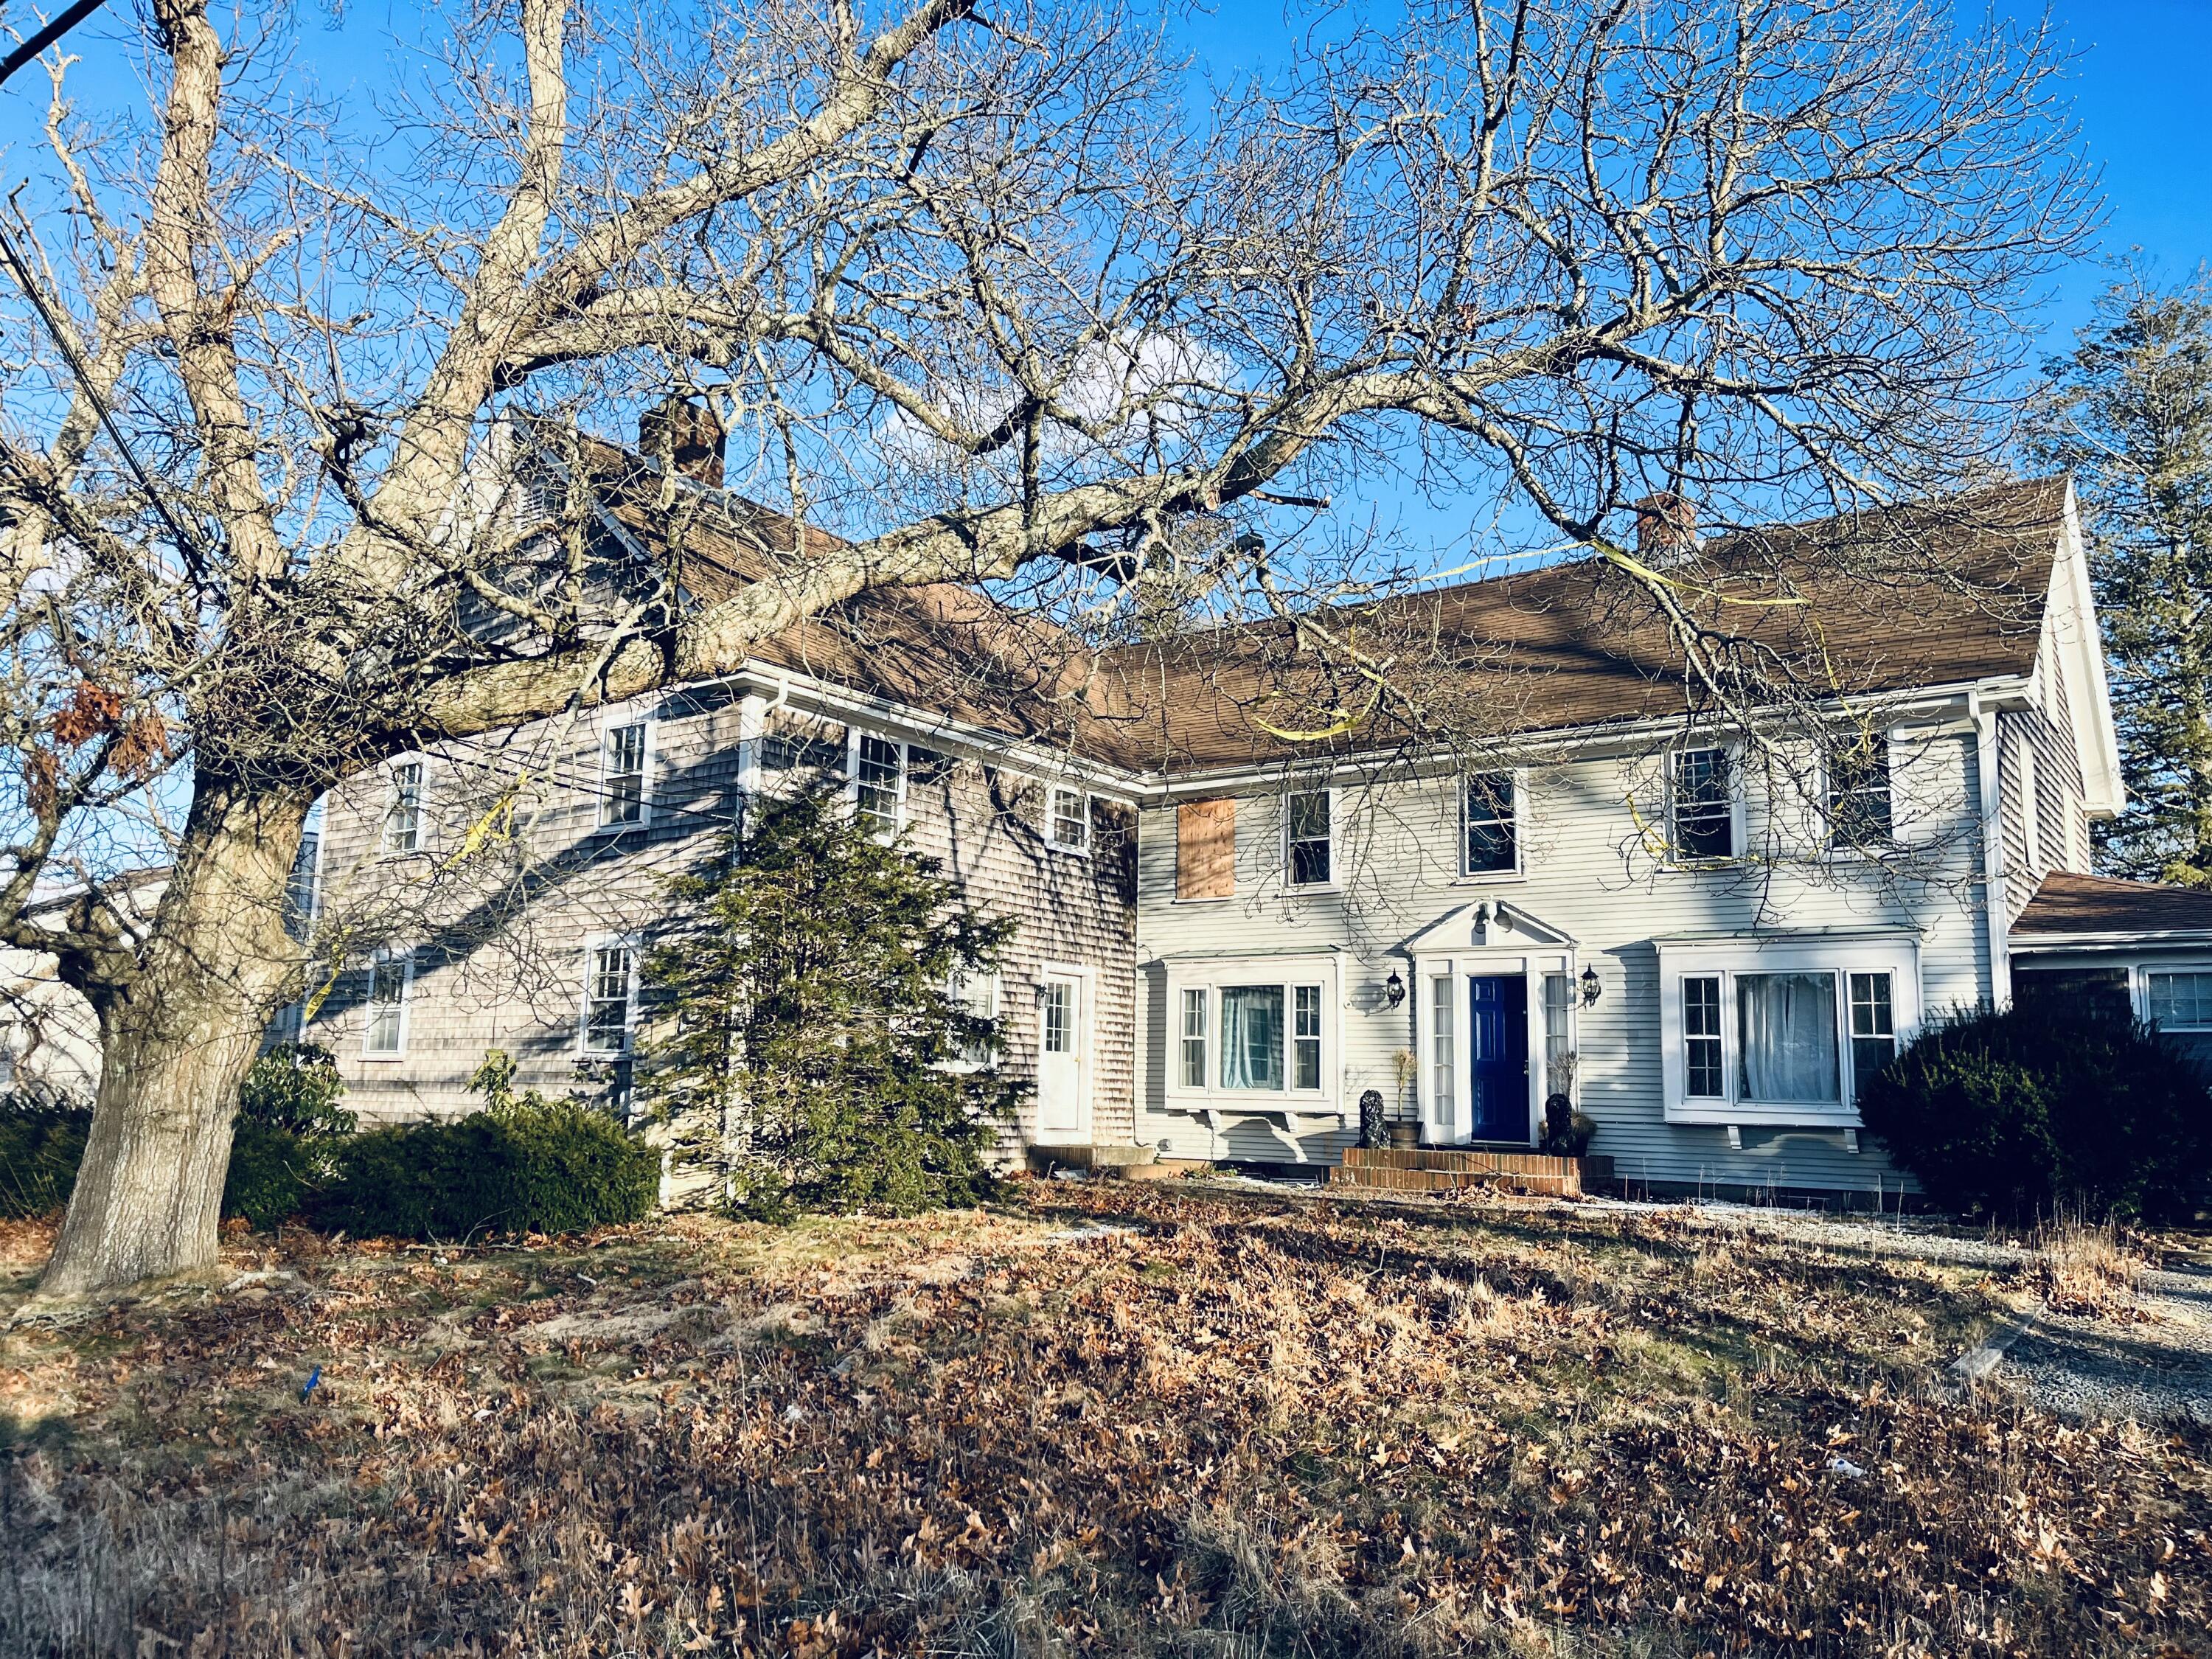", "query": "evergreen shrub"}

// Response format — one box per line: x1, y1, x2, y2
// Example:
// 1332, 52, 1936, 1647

315, 1051, 658, 1239
1857, 1004, 2212, 1222
0, 1098, 91, 1219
